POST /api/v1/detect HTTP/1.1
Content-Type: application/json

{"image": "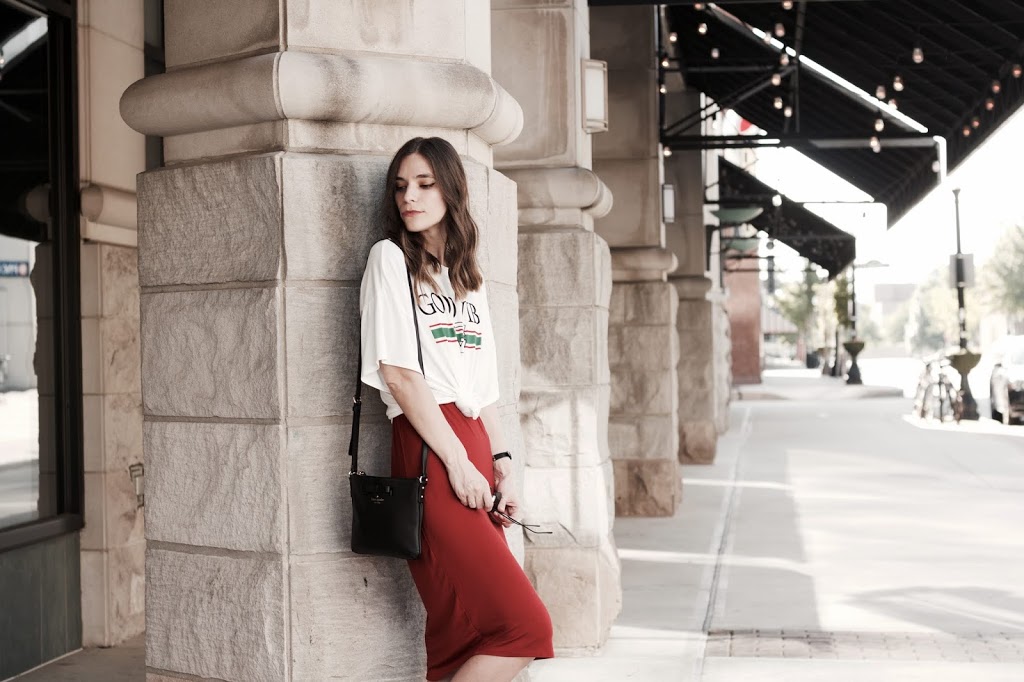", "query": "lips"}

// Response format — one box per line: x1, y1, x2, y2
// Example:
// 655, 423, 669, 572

402, 210, 423, 218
